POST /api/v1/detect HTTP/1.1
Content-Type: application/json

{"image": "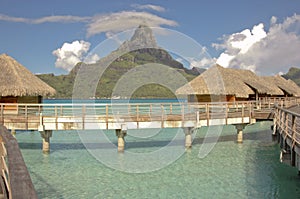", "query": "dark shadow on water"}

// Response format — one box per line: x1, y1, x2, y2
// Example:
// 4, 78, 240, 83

30, 171, 65, 199
18, 125, 278, 151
